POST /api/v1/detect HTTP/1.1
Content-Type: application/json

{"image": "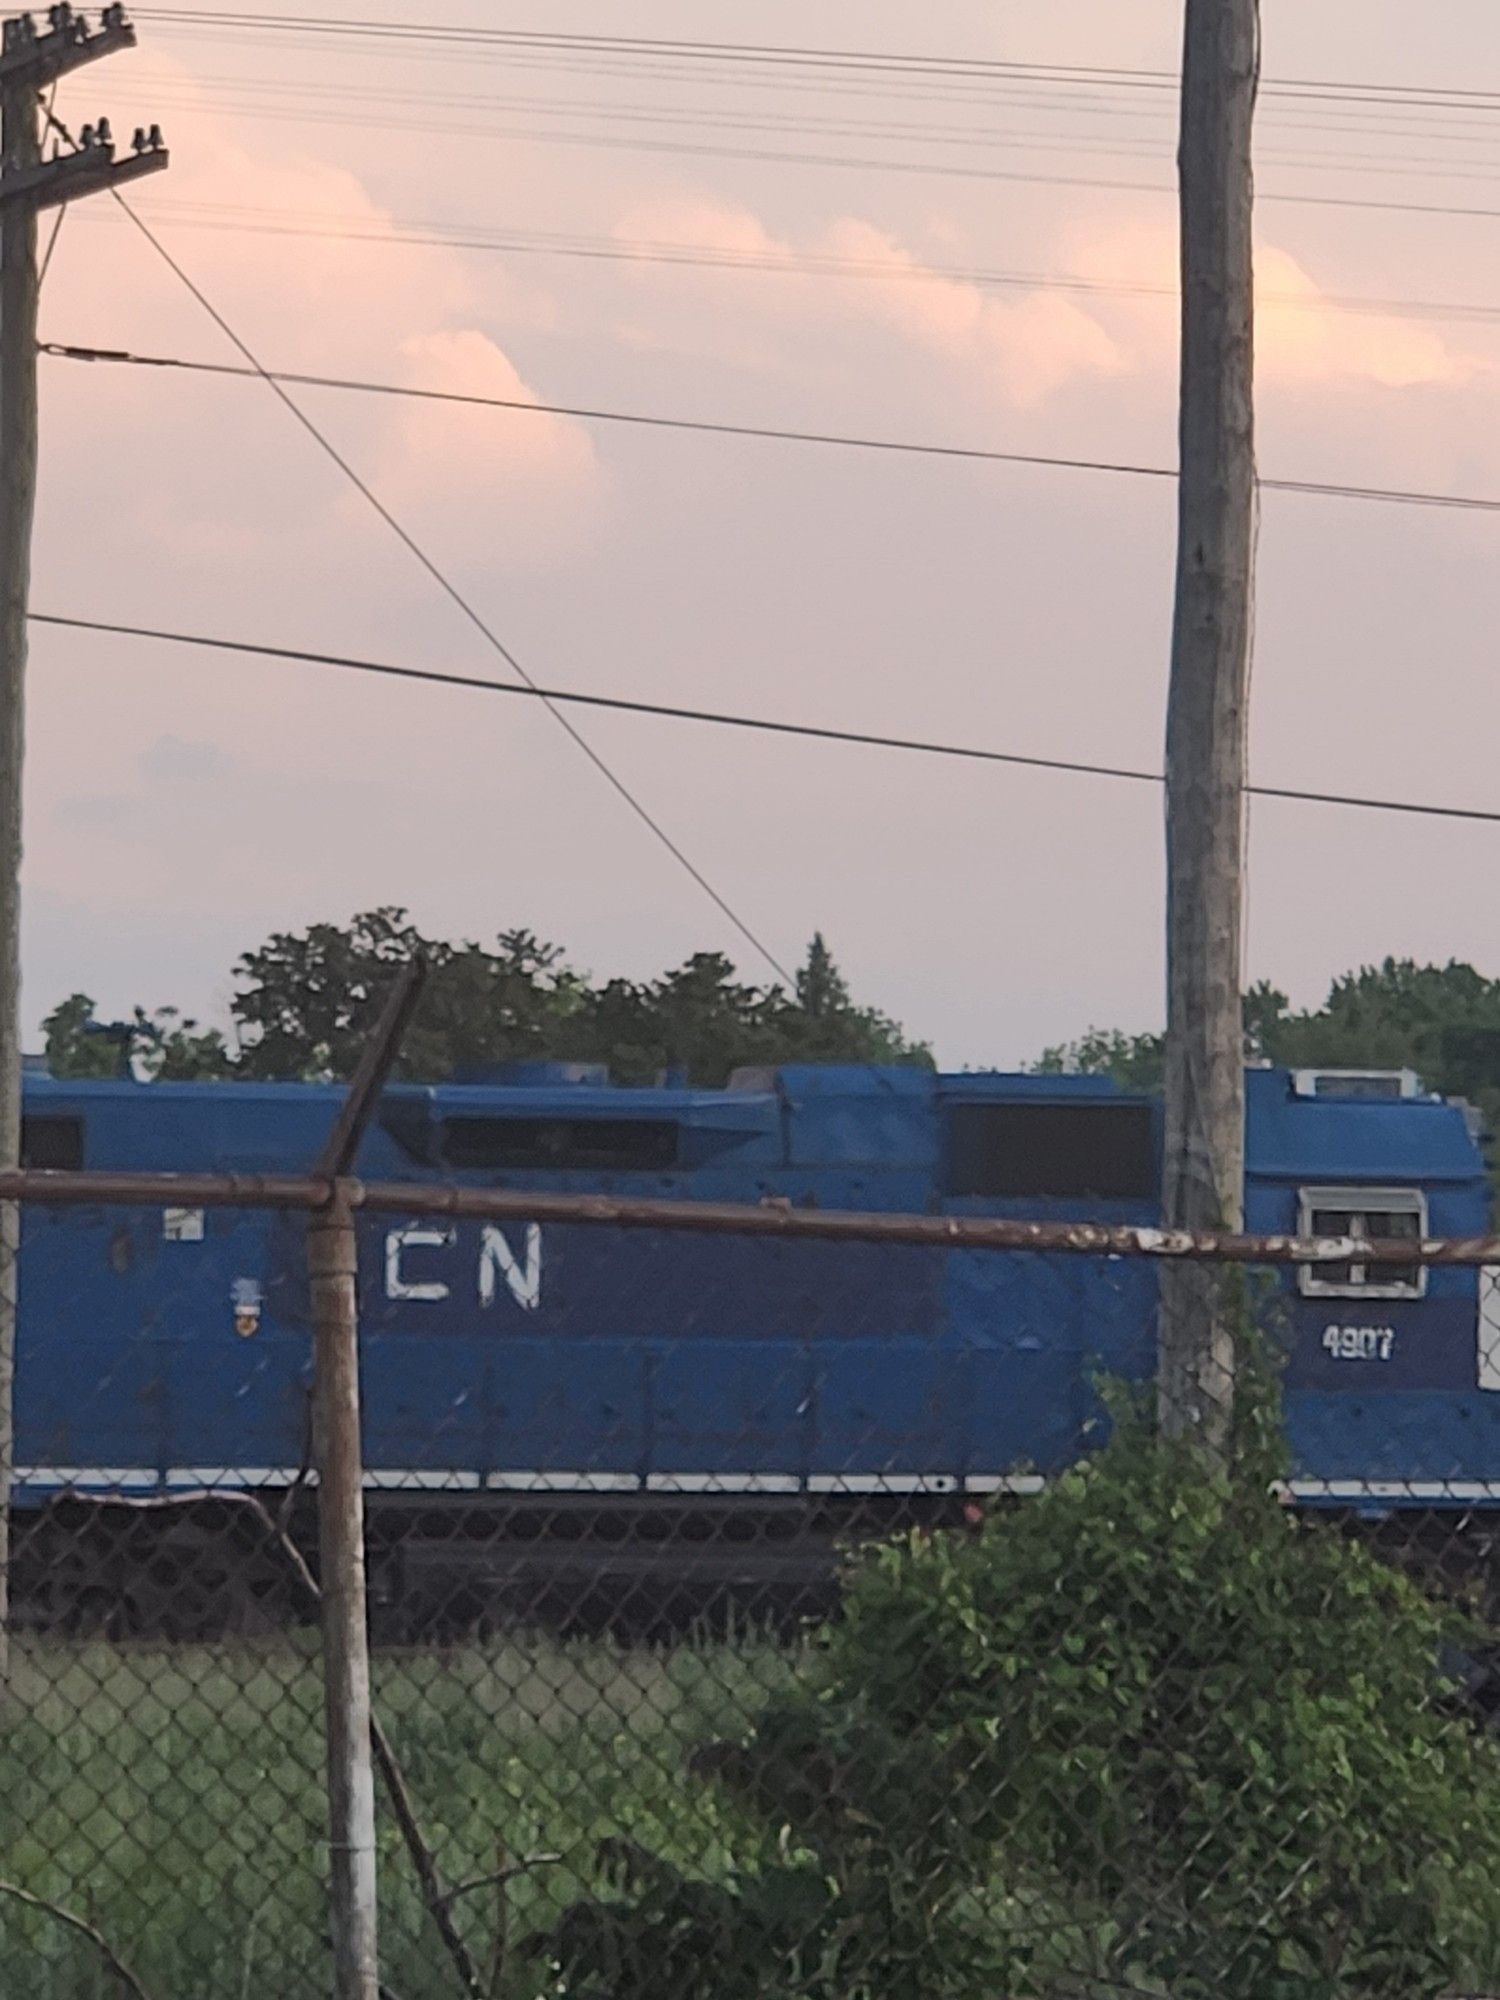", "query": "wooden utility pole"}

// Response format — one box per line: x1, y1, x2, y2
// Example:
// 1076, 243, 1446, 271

0, 2, 165, 1682
1160, 0, 1258, 1448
